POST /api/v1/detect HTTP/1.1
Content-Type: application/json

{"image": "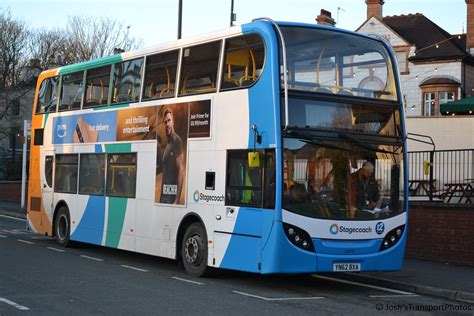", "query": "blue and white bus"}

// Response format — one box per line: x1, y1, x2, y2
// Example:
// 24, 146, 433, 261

28, 18, 406, 276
